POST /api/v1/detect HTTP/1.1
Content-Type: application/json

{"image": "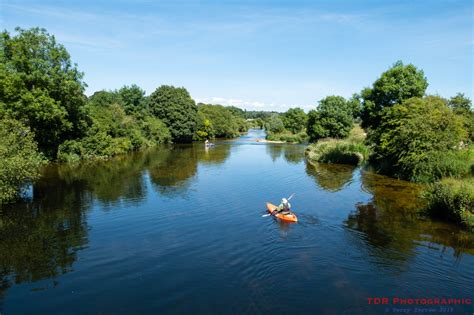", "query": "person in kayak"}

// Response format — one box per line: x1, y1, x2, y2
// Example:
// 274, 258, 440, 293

276, 198, 291, 214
